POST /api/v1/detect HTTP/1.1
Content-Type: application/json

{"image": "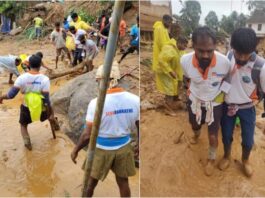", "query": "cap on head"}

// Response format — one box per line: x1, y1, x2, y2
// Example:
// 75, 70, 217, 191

96, 61, 121, 88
